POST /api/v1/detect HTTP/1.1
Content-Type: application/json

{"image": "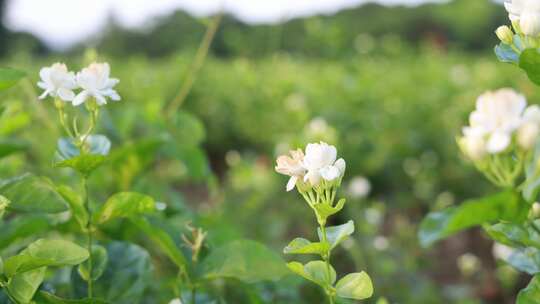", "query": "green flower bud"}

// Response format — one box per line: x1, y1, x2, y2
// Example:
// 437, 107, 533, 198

495, 25, 514, 44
